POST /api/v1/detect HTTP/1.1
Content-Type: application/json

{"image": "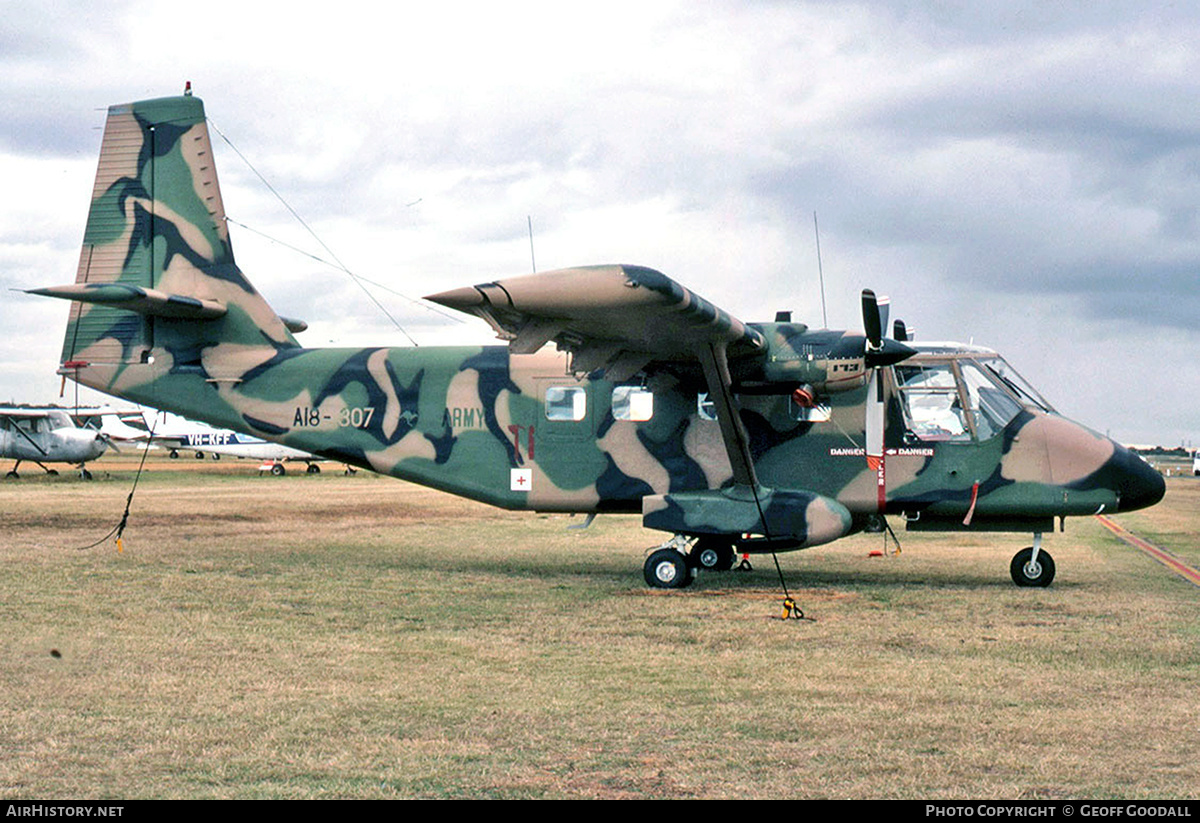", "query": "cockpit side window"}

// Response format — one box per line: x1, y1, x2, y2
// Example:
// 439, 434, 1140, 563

959, 362, 1023, 440
895, 364, 970, 441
